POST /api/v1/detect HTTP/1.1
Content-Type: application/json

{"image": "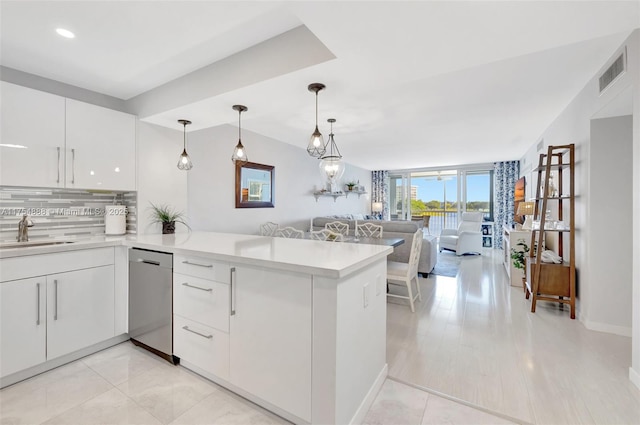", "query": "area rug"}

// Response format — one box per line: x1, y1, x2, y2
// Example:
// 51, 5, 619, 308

431, 251, 462, 277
